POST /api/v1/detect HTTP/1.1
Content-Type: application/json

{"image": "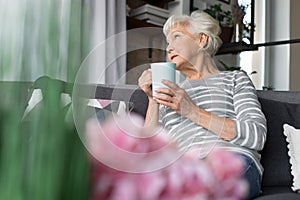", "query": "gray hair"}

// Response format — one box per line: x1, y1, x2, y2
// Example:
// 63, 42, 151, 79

163, 11, 222, 56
